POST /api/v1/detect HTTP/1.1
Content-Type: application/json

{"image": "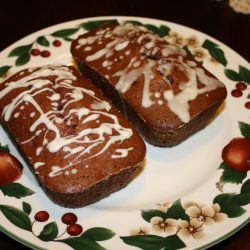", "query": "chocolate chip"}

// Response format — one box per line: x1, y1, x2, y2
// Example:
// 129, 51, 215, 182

166, 75, 174, 84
